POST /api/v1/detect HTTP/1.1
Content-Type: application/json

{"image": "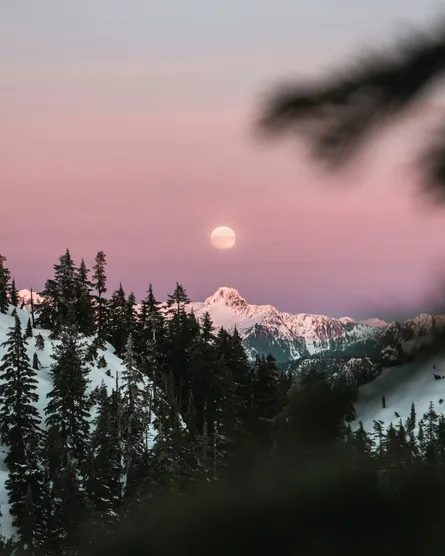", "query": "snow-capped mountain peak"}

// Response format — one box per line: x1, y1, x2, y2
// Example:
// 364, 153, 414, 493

17, 286, 443, 366
17, 288, 44, 306
204, 287, 248, 310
